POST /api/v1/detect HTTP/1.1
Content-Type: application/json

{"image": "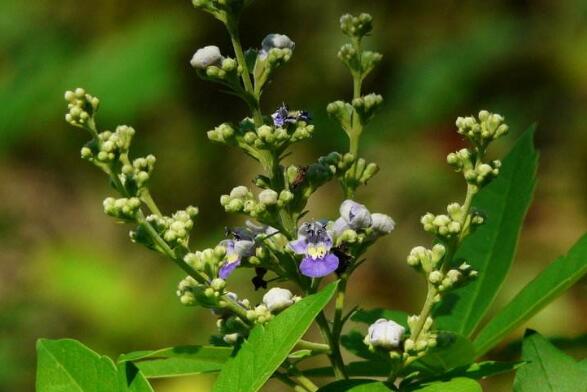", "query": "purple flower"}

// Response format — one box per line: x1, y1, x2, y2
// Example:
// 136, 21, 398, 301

271, 104, 311, 128
218, 238, 254, 279
272, 104, 294, 128
288, 222, 339, 278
